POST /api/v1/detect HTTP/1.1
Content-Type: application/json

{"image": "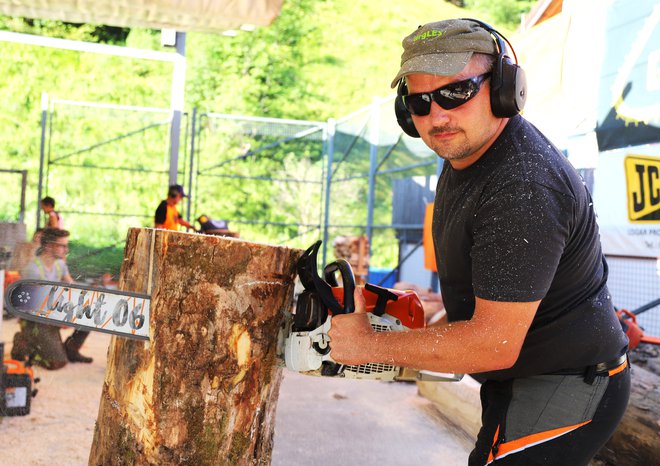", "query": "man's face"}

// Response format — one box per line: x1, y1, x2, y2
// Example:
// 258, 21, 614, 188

406, 58, 503, 169
172, 193, 183, 204
47, 238, 69, 260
